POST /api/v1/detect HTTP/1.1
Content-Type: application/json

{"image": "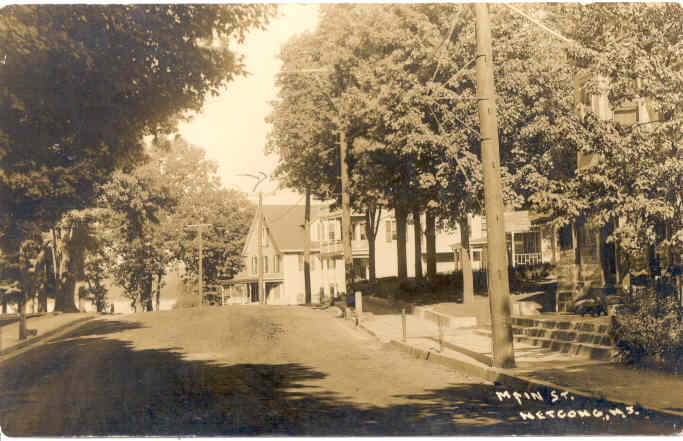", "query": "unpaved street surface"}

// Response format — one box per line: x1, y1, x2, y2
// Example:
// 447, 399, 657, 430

1, 306, 679, 435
